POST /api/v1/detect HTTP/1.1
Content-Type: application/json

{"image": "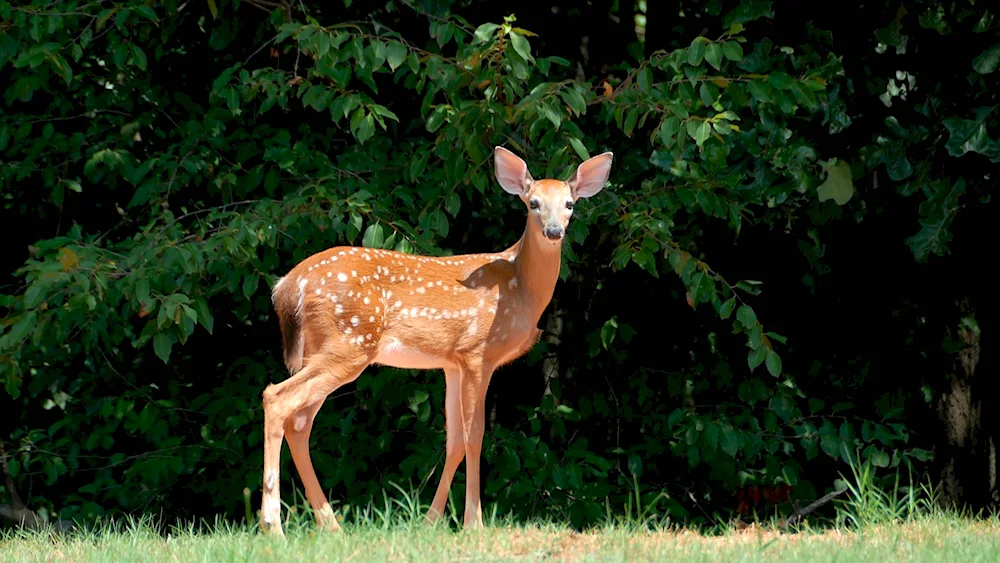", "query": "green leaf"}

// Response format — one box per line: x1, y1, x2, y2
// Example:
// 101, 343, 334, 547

659, 116, 680, 147
131, 45, 148, 71
623, 108, 640, 136
816, 160, 855, 205
349, 211, 363, 233
133, 5, 158, 21
767, 72, 794, 90
722, 41, 744, 62
765, 349, 782, 377
636, 67, 653, 93
943, 107, 1000, 160
705, 43, 724, 70
720, 426, 738, 457
444, 192, 461, 217
719, 298, 736, 319
509, 32, 533, 62
221, 86, 240, 114
861, 421, 875, 442
559, 88, 587, 116
687, 40, 705, 66
972, 43, 1000, 75
153, 333, 173, 364
885, 151, 913, 181
538, 103, 562, 129
386, 41, 407, 71
748, 347, 766, 371
747, 80, 771, 103
693, 121, 711, 146
473, 23, 500, 44
568, 137, 590, 161
371, 104, 399, 122
362, 223, 384, 248
194, 297, 214, 335
820, 429, 841, 459
870, 448, 891, 467
426, 106, 448, 133
356, 113, 375, 144
736, 305, 757, 328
